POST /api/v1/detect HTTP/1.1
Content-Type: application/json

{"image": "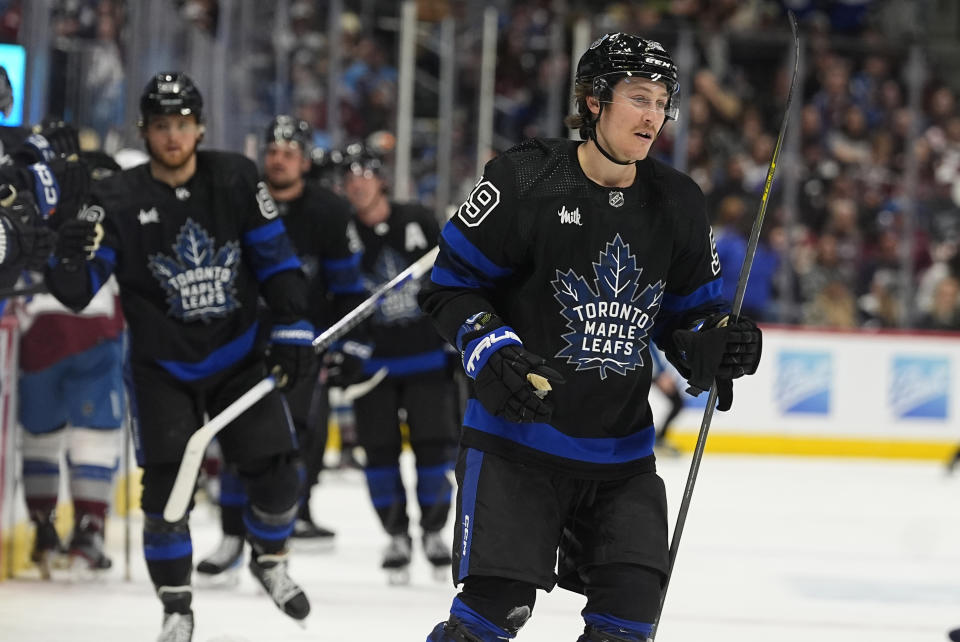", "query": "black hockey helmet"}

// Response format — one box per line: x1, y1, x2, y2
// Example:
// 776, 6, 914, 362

575, 33, 680, 120
139, 72, 203, 126
264, 115, 313, 152
339, 141, 384, 178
